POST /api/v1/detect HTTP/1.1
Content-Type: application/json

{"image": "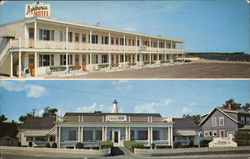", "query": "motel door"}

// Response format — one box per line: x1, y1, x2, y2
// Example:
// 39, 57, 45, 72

112, 129, 121, 147
75, 55, 79, 66
111, 55, 115, 65
29, 28, 34, 48
28, 54, 35, 76
82, 54, 87, 71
